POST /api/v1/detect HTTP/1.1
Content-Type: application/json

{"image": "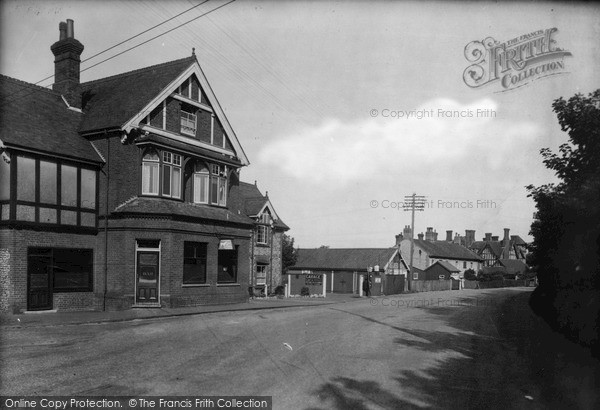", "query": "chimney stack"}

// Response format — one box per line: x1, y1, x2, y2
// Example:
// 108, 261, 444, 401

433, 231, 438, 241
503, 228, 510, 243
417, 233, 424, 240
454, 233, 461, 244
425, 227, 435, 241
395, 233, 403, 246
446, 230, 453, 242
465, 230, 475, 247
403, 225, 412, 240
484, 233, 492, 241
51, 19, 84, 108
